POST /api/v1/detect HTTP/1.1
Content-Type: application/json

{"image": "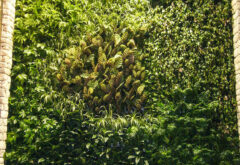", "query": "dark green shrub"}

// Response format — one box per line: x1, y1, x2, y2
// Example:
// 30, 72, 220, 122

144, 0, 237, 135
